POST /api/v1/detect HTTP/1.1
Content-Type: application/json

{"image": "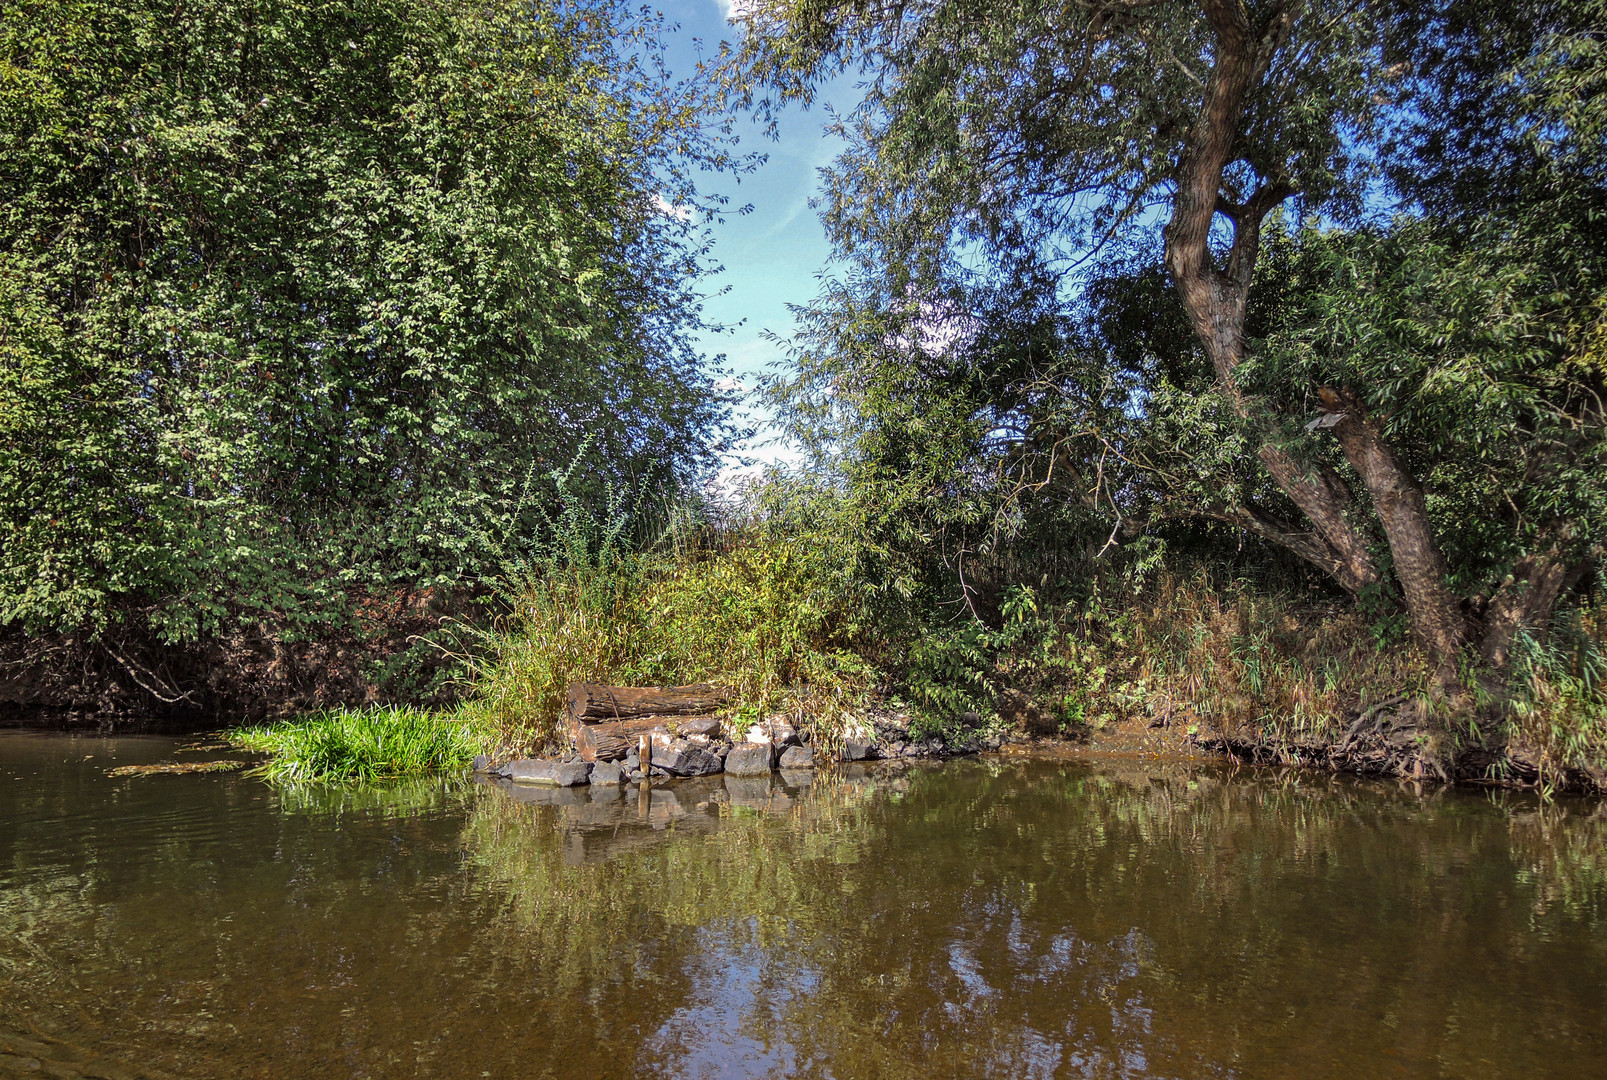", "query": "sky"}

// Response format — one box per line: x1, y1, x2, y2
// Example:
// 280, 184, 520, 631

655, 2, 855, 479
